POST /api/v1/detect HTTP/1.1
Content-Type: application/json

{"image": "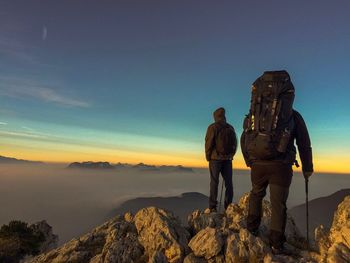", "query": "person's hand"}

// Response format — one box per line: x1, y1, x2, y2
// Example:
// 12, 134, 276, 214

303, 171, 313, 179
